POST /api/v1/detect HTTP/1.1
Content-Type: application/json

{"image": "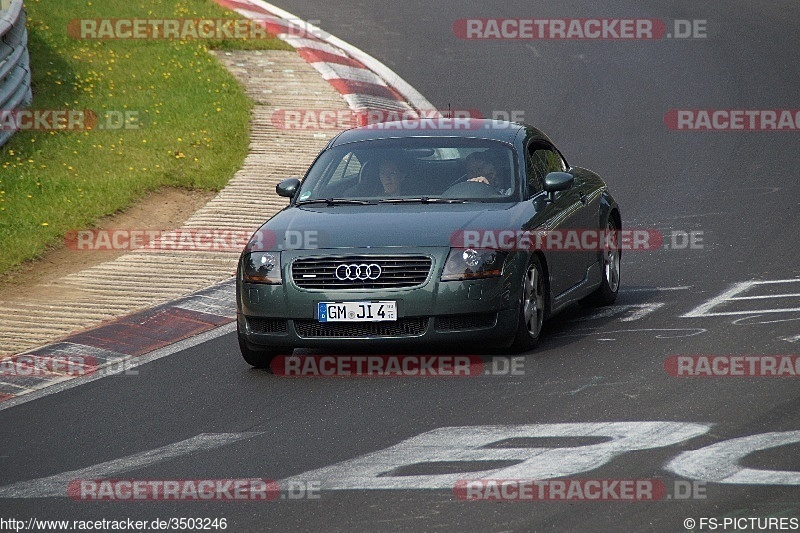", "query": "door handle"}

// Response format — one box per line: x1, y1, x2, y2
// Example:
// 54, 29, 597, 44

579, 191, 587, 205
